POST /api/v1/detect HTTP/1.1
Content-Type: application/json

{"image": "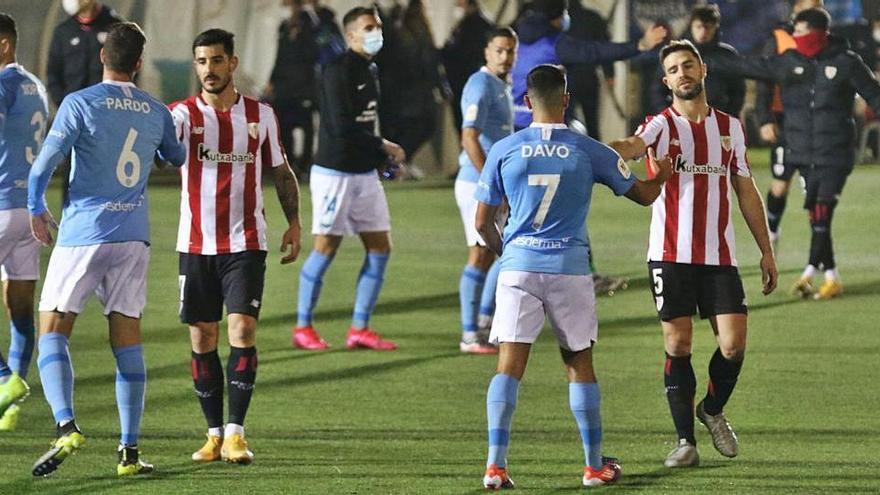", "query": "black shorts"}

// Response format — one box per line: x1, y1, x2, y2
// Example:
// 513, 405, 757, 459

647, 262, 748, 321
179, 251, 267, 324
798, 165, 850, 209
